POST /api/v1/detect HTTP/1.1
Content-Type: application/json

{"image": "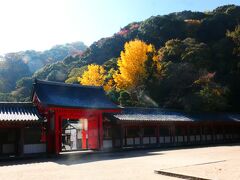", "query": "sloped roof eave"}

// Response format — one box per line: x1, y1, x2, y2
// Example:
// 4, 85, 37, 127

107, 107, 240, 123
44, 103, 120, 110
33, 79, 119, 110
0, 102, 42, 122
